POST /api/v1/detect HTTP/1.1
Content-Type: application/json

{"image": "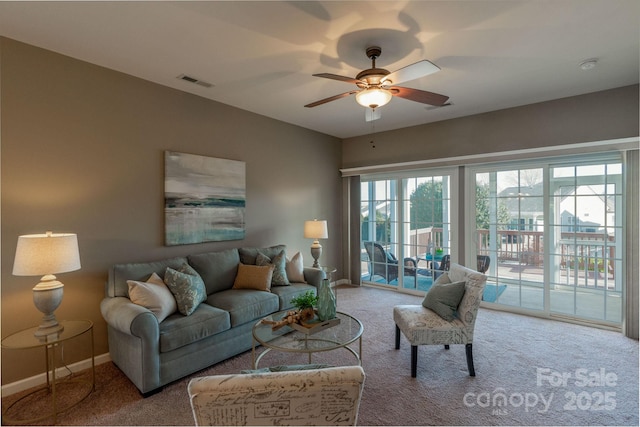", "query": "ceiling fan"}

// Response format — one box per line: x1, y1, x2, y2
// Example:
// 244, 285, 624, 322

305, 46, 449, 110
